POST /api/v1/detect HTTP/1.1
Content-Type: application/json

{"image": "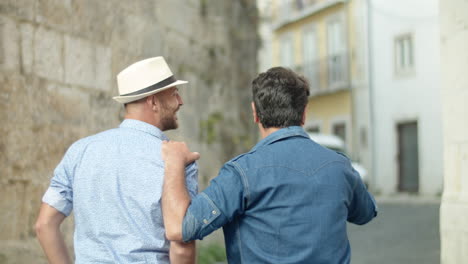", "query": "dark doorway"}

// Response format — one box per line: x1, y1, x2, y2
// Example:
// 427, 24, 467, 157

397, 121, 419, 192
333, 122, 346, 143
